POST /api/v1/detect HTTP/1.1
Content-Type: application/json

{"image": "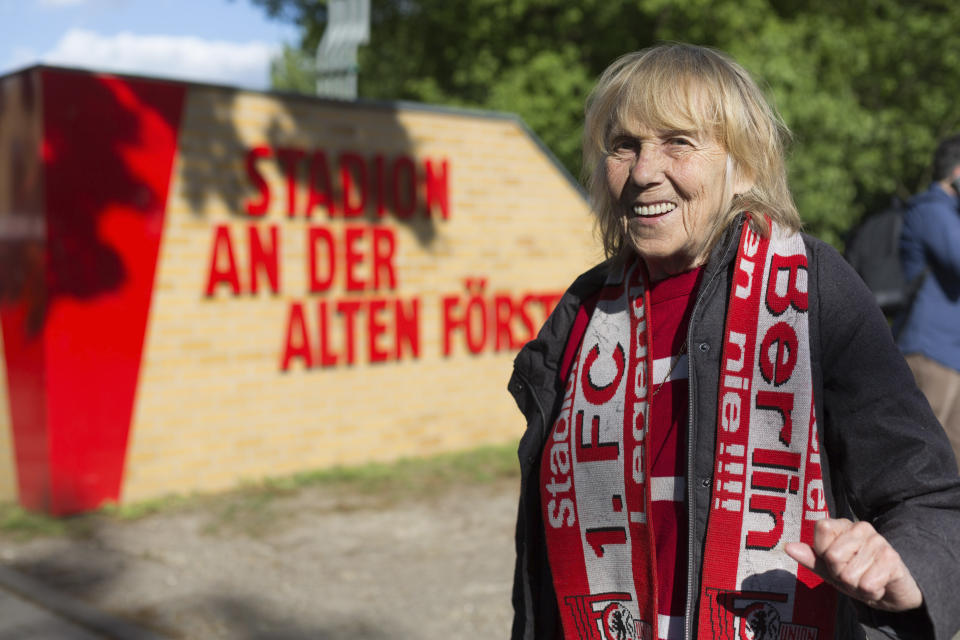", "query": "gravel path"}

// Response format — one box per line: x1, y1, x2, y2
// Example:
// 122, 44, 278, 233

0, 478, 519, 639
